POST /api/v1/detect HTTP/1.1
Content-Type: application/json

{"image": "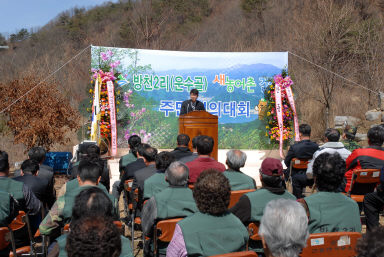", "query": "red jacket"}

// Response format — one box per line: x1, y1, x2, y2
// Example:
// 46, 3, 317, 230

186, 157, 226, 183
345, 146, 384, 192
